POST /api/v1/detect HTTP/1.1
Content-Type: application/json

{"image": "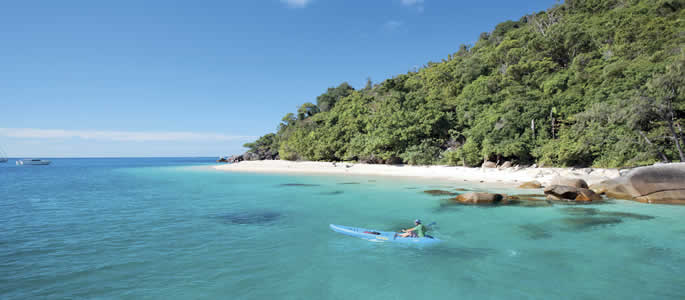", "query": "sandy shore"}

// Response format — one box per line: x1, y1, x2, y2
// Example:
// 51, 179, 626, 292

213, 160, 620, 187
